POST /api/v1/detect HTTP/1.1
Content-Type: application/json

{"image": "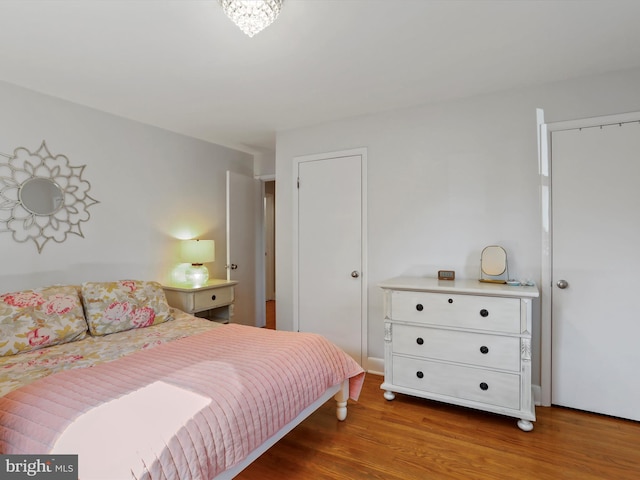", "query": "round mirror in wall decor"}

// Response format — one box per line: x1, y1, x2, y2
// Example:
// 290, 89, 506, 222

0, 141, 99, 253
19, 177, 65, 215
